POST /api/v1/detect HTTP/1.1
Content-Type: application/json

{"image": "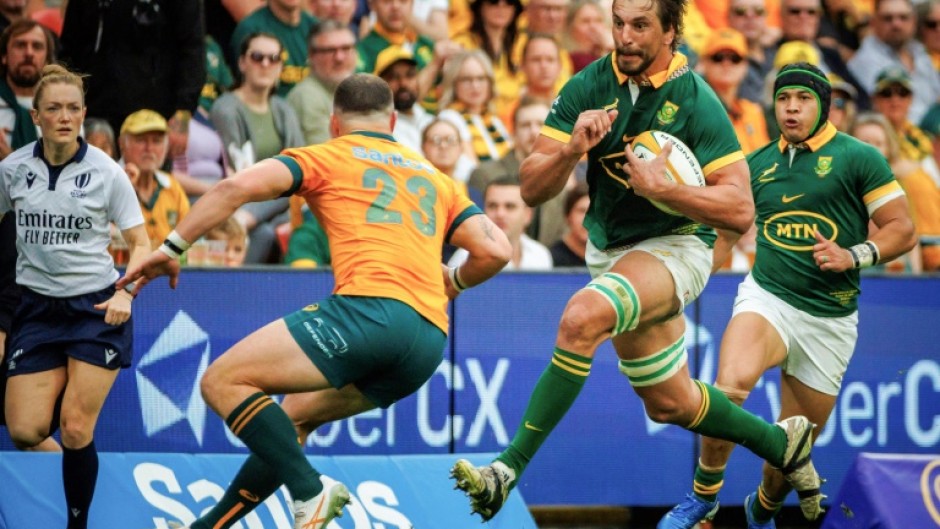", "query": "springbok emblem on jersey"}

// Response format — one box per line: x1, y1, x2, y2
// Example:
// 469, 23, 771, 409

656, 101, 679, 125
815, 156, 833, 177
